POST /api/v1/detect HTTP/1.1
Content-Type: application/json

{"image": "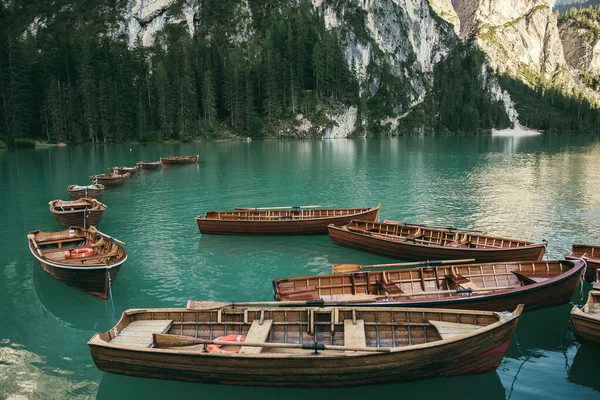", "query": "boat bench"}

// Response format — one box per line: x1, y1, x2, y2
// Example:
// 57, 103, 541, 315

377, 280, 404, 295
344, 319, 366, 349
512, 271, 549, 286
445, 273, 480, 290
429, 320, 481, 340
111, 320, 173, 348
277, 284, 320, 300
239, 319, 273, 354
